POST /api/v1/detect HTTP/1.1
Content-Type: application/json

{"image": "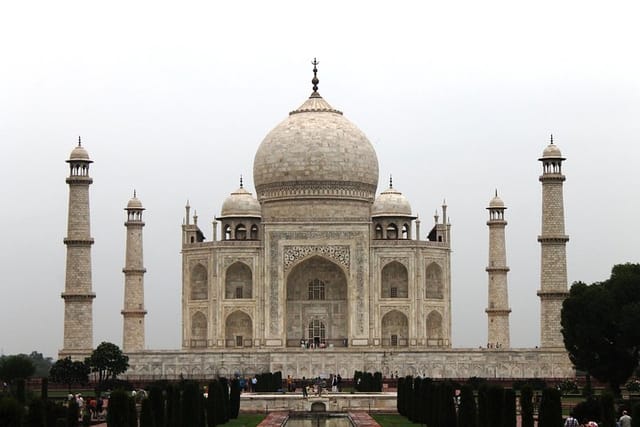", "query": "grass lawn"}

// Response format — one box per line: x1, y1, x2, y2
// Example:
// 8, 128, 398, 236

371, 414, 419, 427
226, 414, 267, 427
